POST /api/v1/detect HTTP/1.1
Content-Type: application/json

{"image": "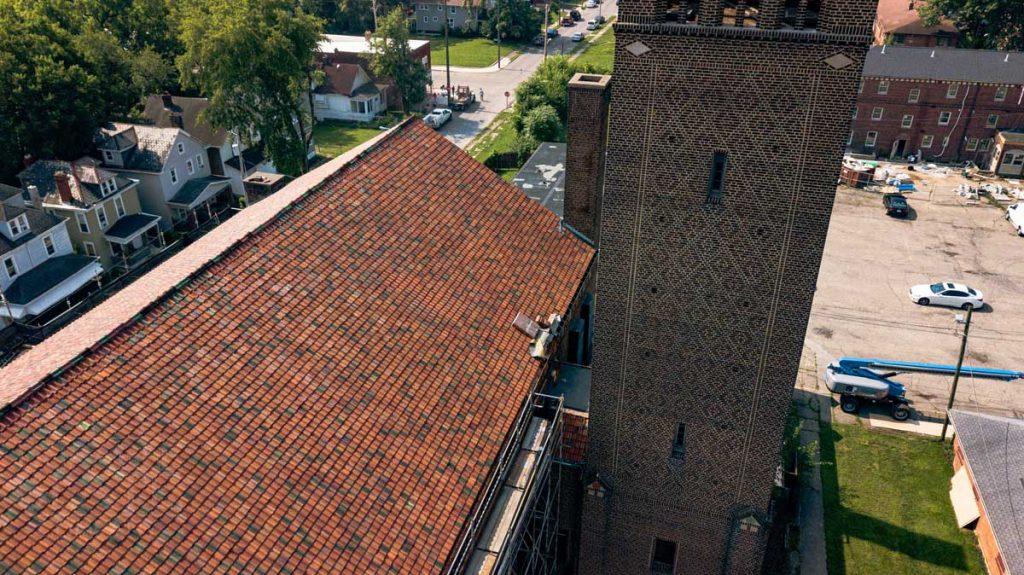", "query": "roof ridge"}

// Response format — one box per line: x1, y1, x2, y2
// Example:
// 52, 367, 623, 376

0, 117, 417, 416
950, 408, 1024, 428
